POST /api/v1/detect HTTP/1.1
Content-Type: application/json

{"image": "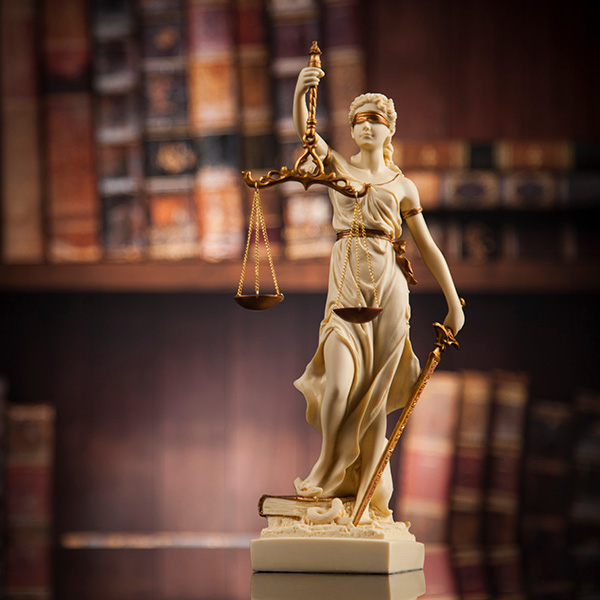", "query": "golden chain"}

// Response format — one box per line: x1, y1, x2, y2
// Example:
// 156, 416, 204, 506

237, 186, 281, 297
333, 193, 381, 312
237, 188, 258, 296
357, 196, 381, 308
256, 188, 281, 296
353, 199, 362, 307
